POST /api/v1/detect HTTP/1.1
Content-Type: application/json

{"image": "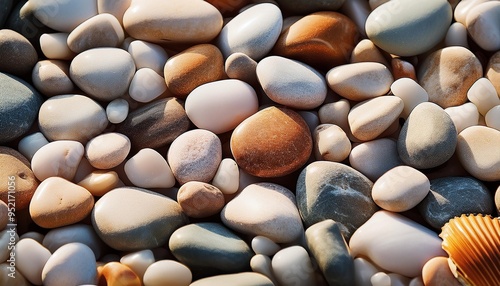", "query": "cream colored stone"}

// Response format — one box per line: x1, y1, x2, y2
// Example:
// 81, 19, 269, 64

31, 140, 84, 181
485, 105, 500, 131
466, 1, 500, 51
313, 124, 351, 162
143, 260, 192, 286
129, 68, 167, 103
445, 102, 480, 133
15, 238, 51, 285
77, 170, 121, 197
349, 138, 402, 181
120, 249, 155, 281
211, 158, 239, 195
318, 99, 350, 131
106, 98, 129, 124
85, 132, 131, 169
467, 77, 500, 116
29, 0, 98, 32
354, 257, 379, 286
39, 33, 75, 60
390, 78, 428, 118
251, 236, 280, 256
98, 0, 132, 25
31, 60, 74, 97
445, 22, 469, 48
128, 40, 169, 75
350, 39, 389, 66
272, 246, 317, 286
250, 255, 279, 286
124, 148, 176, 189
454, 0, 490, 25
